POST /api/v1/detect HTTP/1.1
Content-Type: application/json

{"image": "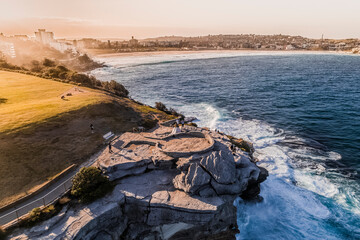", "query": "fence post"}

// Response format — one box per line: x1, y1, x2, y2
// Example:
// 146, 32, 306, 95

15, 209, 19, 223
